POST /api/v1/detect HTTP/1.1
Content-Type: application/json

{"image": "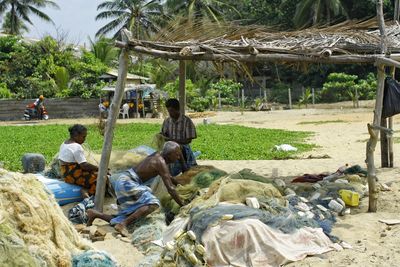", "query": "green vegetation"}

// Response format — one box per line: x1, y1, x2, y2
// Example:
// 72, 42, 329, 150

0, 0, 58, 35
0, 123, 314, 171
297, 120, 347, 125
